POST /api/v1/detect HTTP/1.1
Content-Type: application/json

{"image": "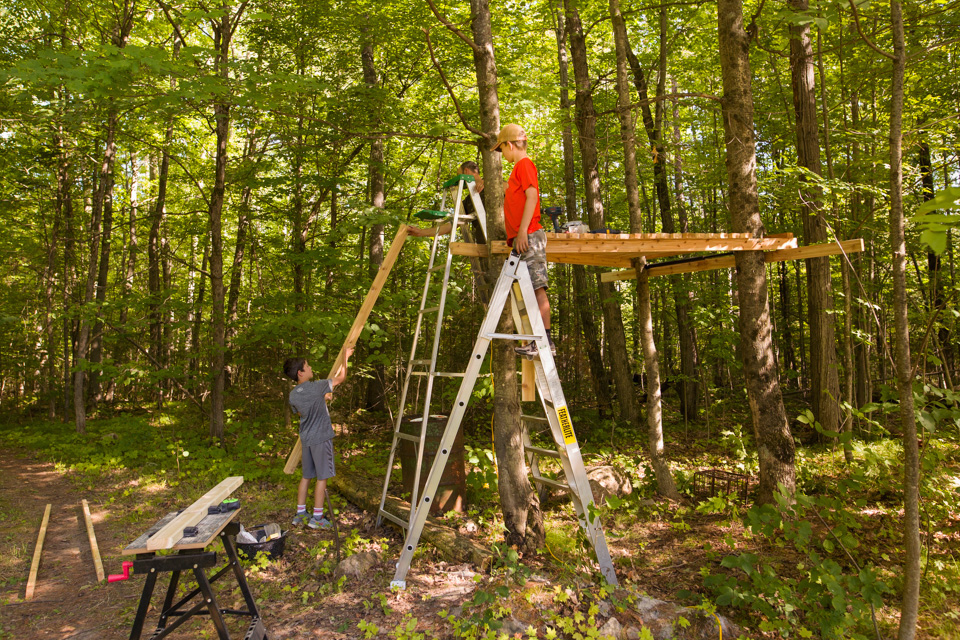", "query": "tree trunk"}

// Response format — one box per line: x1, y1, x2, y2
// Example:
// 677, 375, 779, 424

362, 40, 388, 413
553, 5, 612, 416
717, 0, 795, 504
565, 0, 639, 427
611, 0, 679, 498
788, 0, 840, 435
469, 0, 544, 554
624, 23, 699, 420
207, 3, 241, 440
889, 2, 920, 636
112, 152, 140, 403
88, 171, 114, 403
